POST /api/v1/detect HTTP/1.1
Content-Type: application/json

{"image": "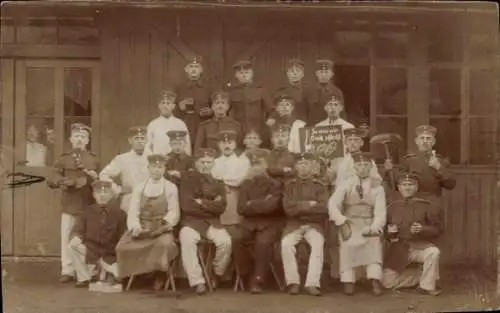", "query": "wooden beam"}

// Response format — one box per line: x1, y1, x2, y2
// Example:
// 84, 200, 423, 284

168, 38, 196, 61
0, 44, 100, 58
